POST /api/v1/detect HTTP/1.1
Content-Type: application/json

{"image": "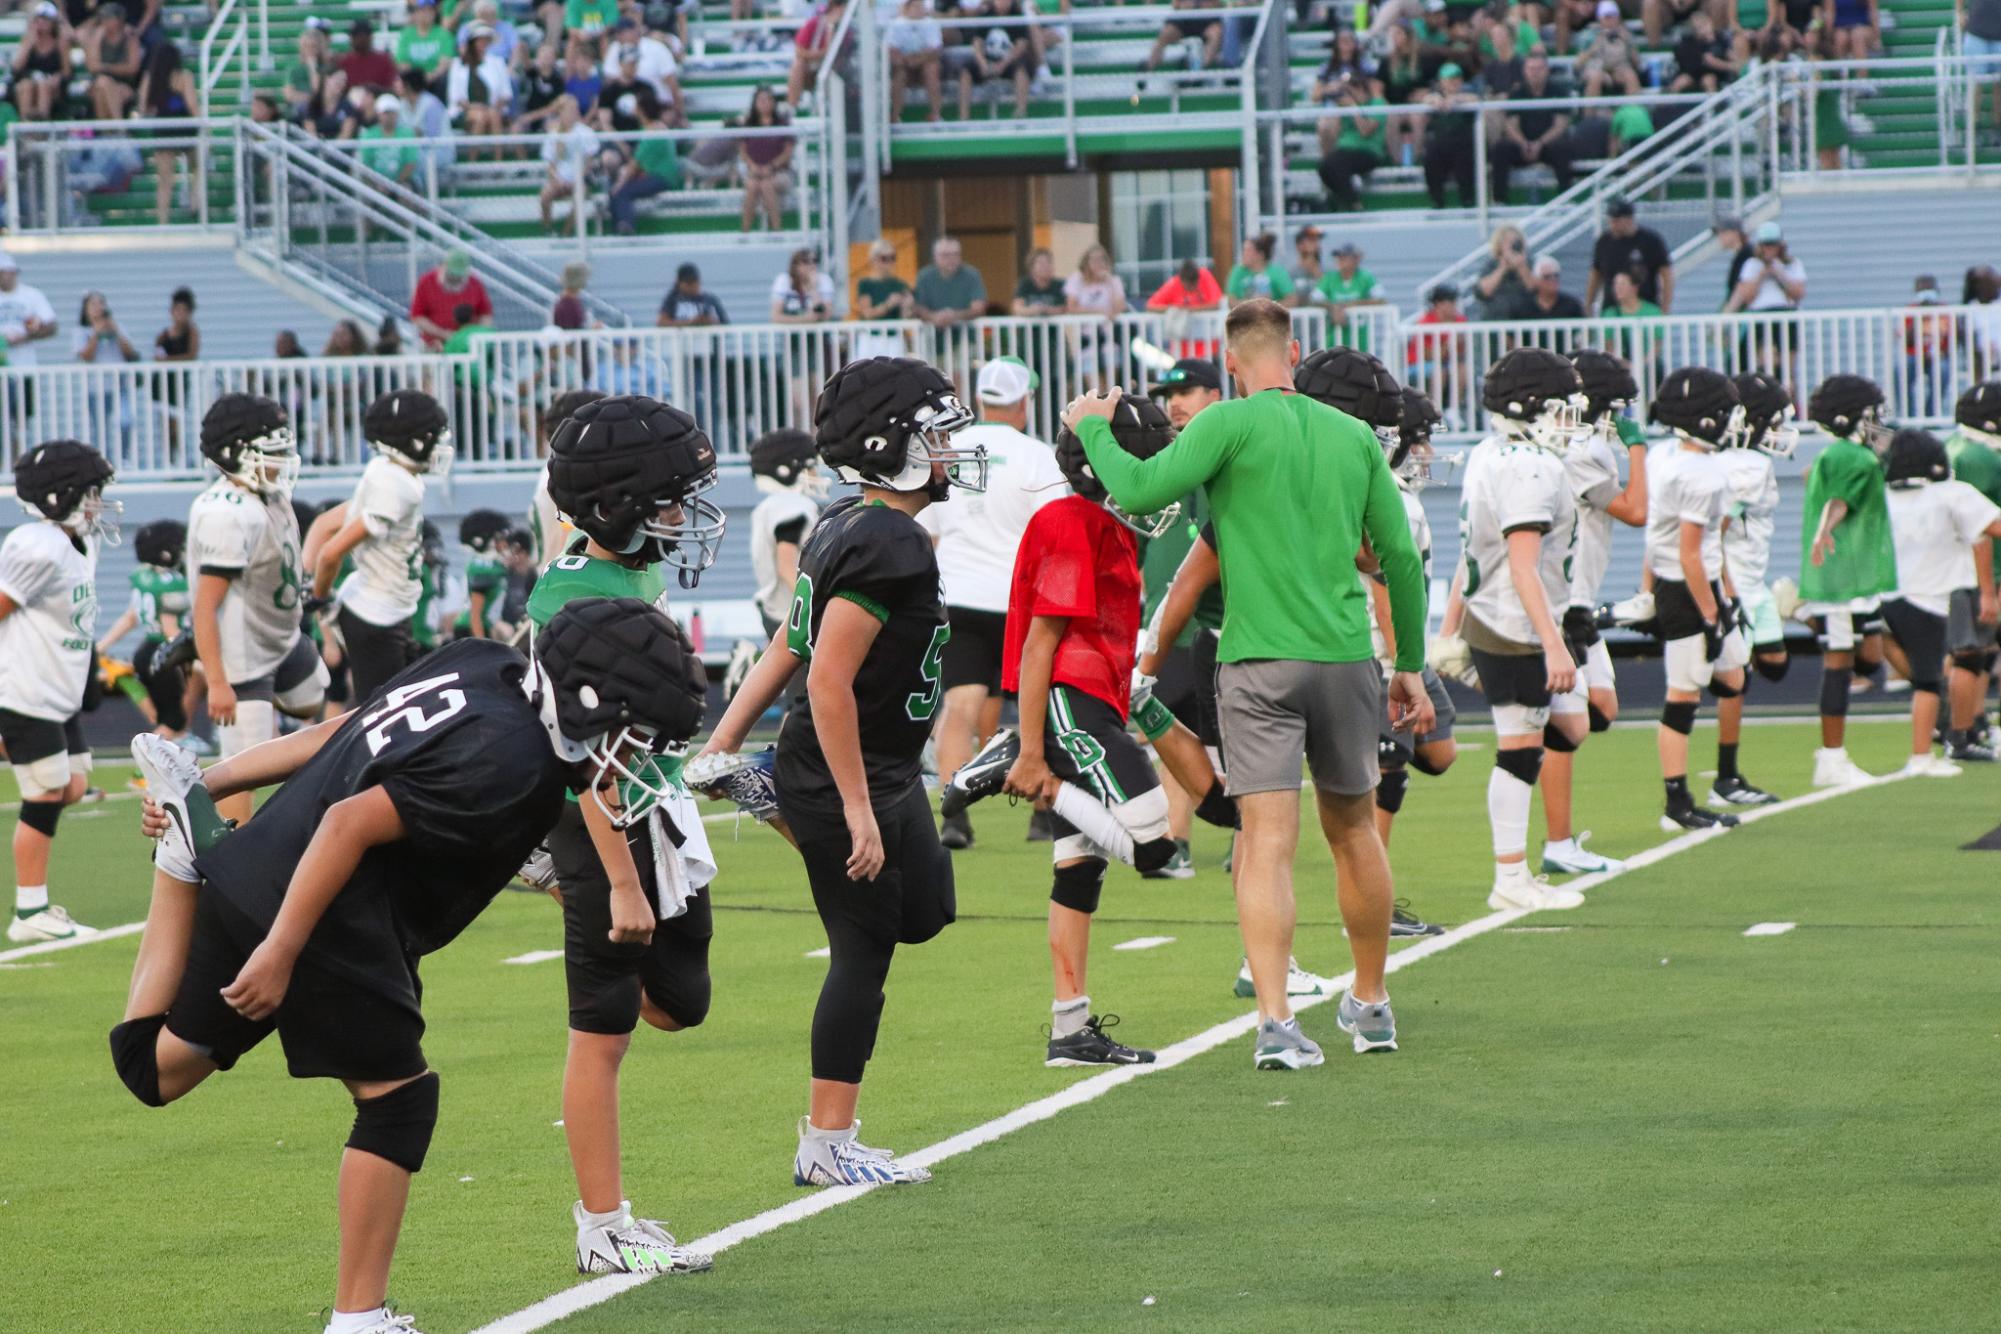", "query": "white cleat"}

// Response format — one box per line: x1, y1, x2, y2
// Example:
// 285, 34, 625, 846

6, 905, 91, 943
1540, 832, 1626, 876
329, 1313, 423, 1334
132, 732, 206, 881
573, 1200, 713, 1275
1811, 747, 1875, 788
1608, 591, 1656, 625
1901, 753, 1962, 778
1487, 865, 1586, 912
794, 1117, 932, 1187
1232, 956, 1337, 1000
